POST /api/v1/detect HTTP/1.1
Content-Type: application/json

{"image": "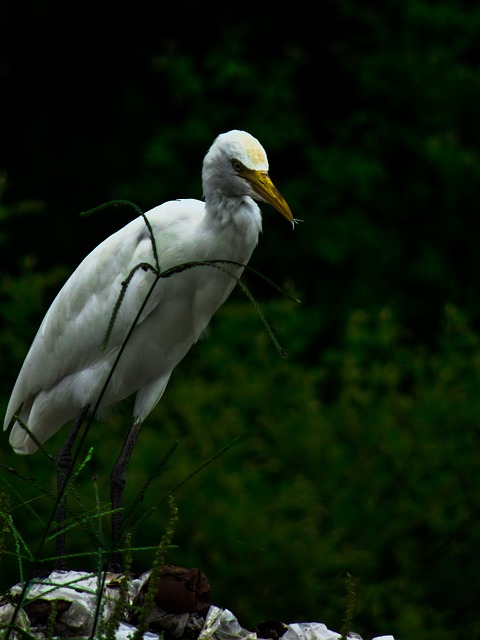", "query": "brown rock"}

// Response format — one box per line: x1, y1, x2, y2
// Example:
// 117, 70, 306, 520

154, 565, 211, 616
